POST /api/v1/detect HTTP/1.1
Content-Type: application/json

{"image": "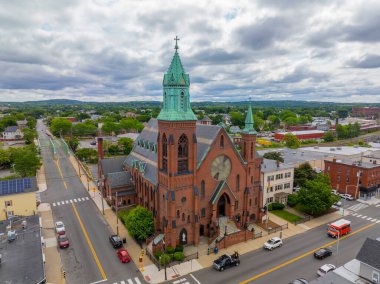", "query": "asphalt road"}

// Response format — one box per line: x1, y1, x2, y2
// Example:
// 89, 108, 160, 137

191, 204, 380, 284
37, 120, 144, 284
